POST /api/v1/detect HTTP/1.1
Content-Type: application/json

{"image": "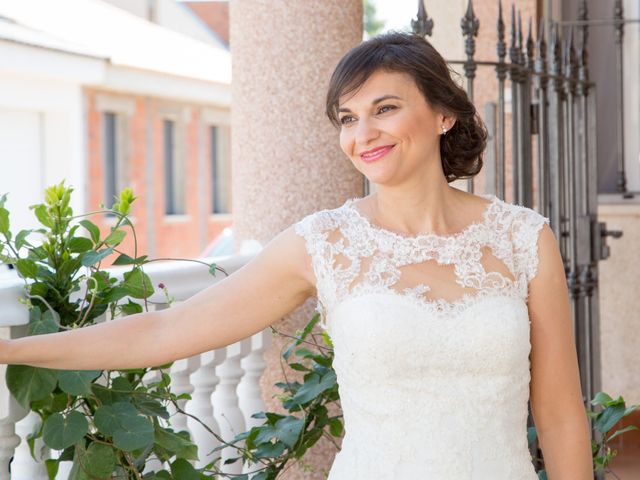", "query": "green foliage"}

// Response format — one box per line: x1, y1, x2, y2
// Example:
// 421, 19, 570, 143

529, 391, 639, 476
201, 313, 343, 479
0, 182, 223, 479
363, 0, 385, 37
